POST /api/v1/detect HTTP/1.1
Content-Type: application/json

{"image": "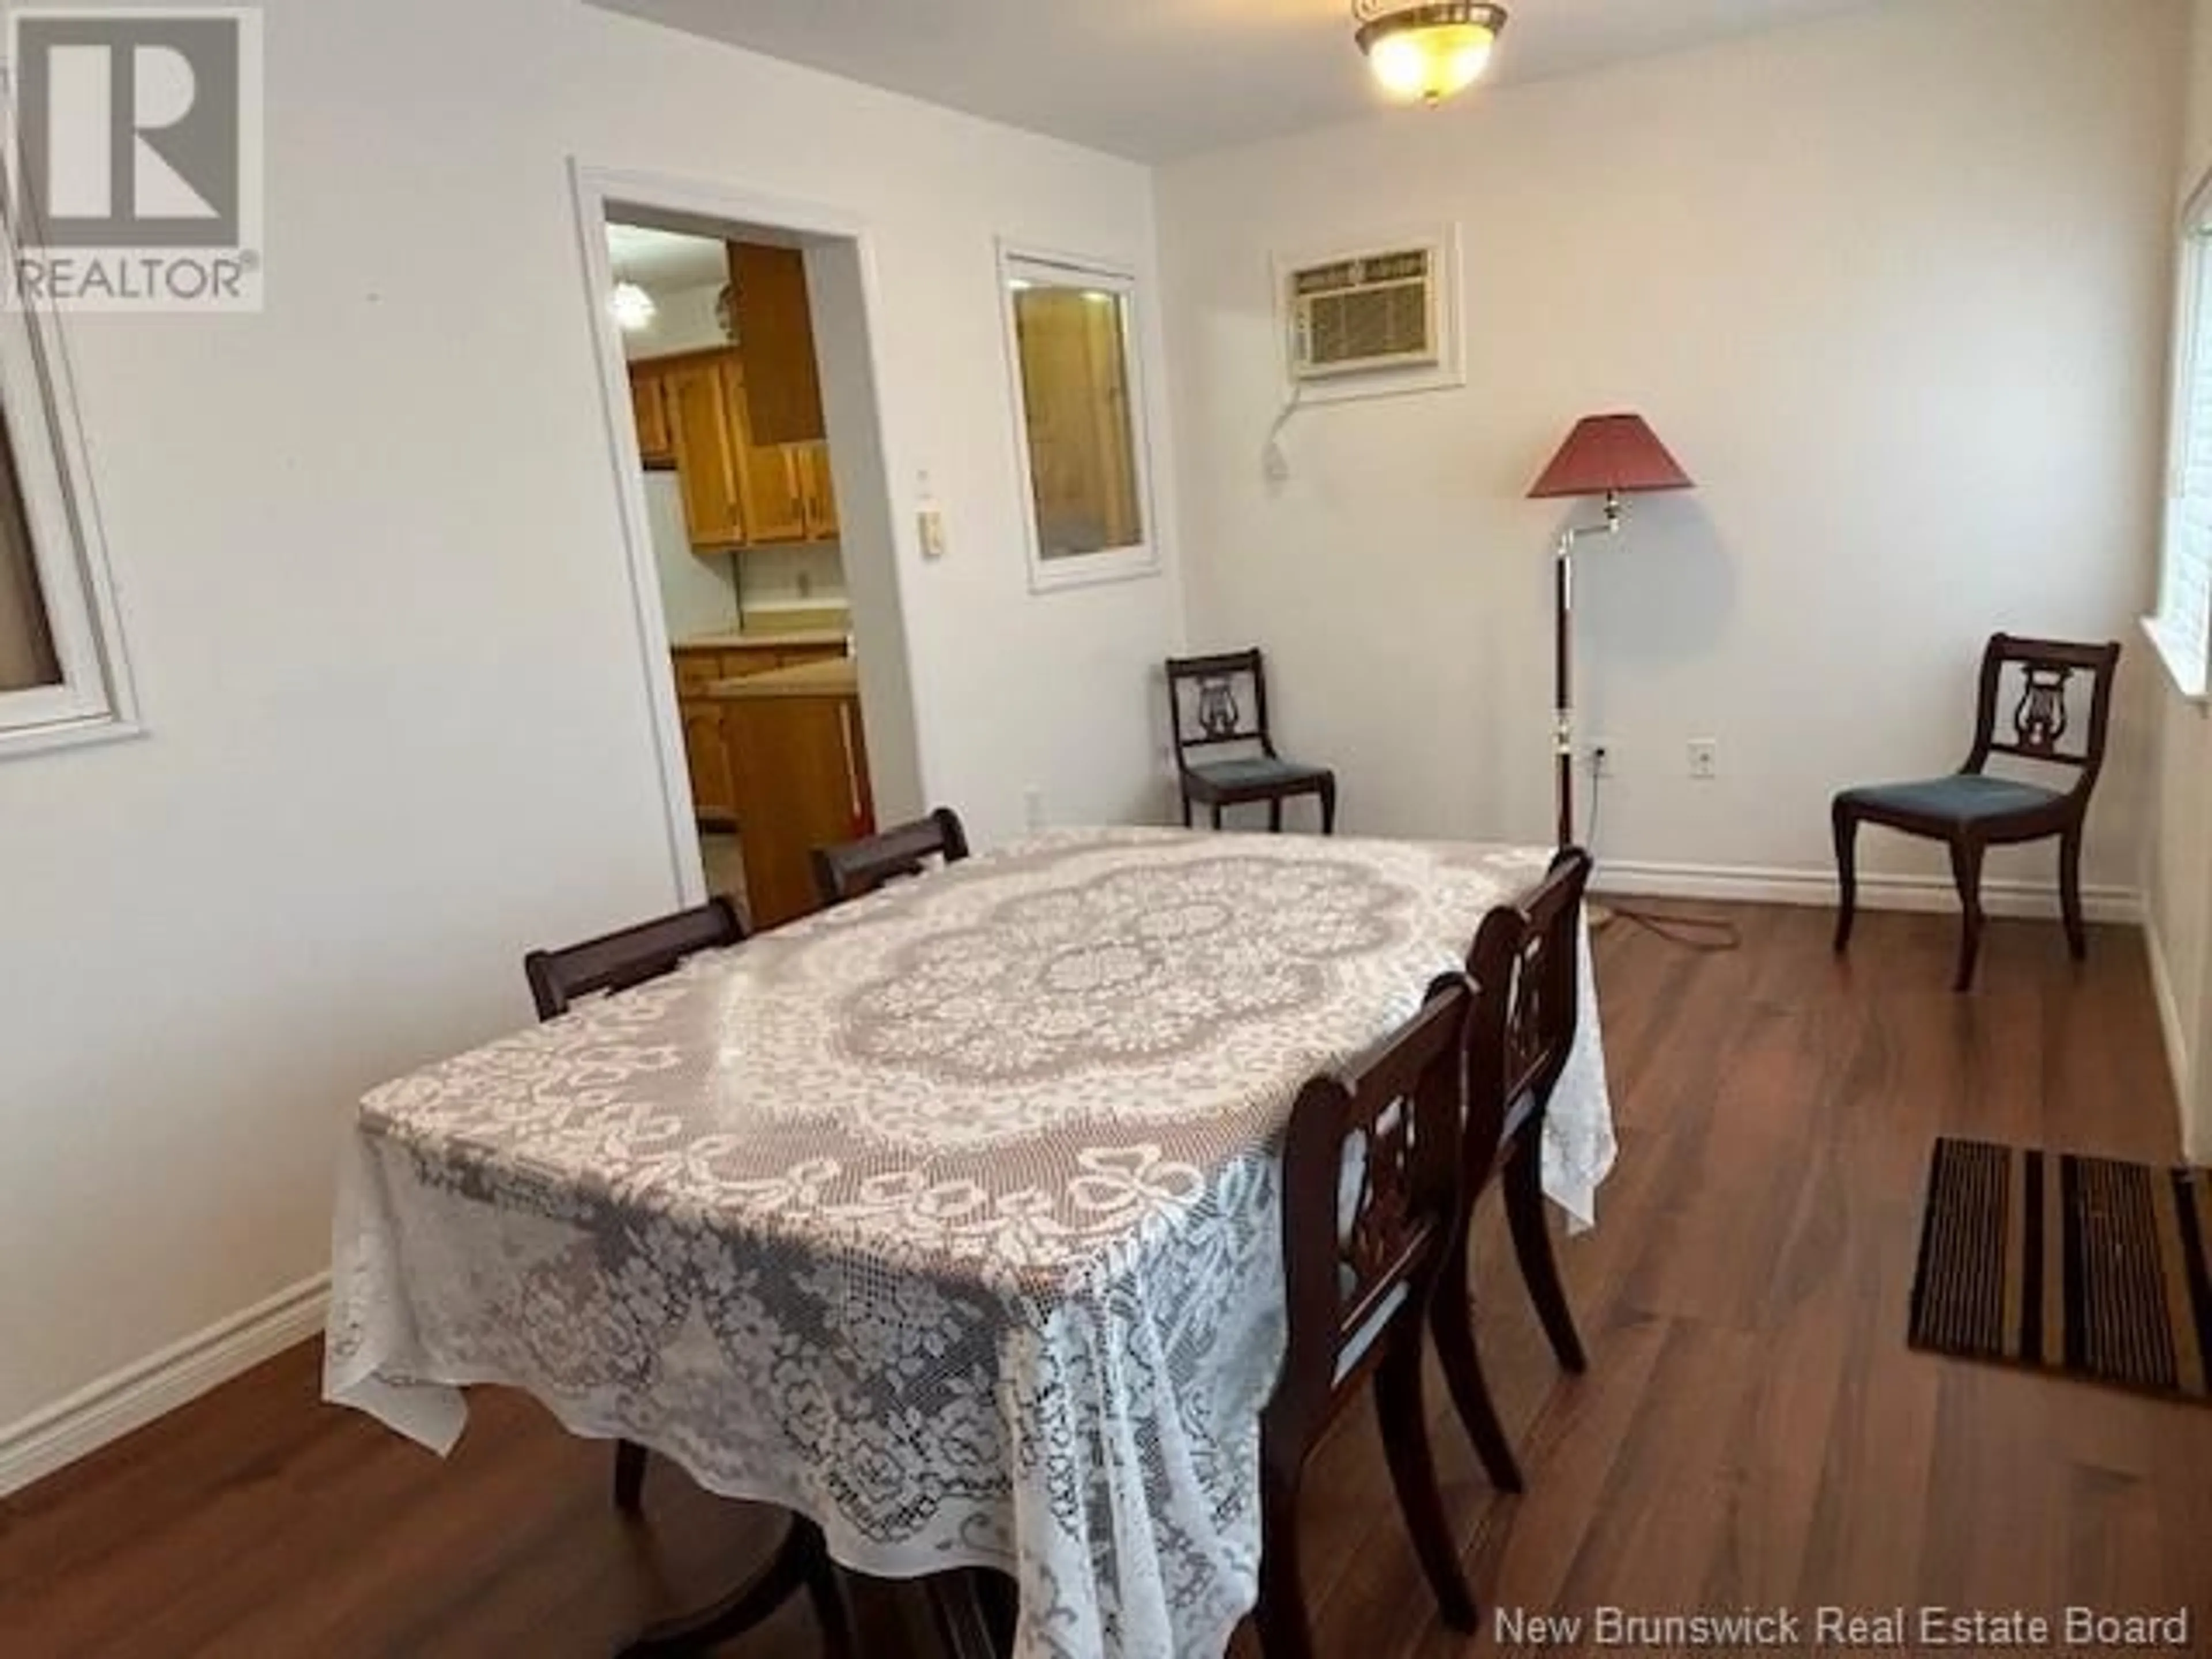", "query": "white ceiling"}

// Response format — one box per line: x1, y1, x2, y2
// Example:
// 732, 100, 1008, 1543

588, 0, 1888, 163
605, 222, 726, 290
